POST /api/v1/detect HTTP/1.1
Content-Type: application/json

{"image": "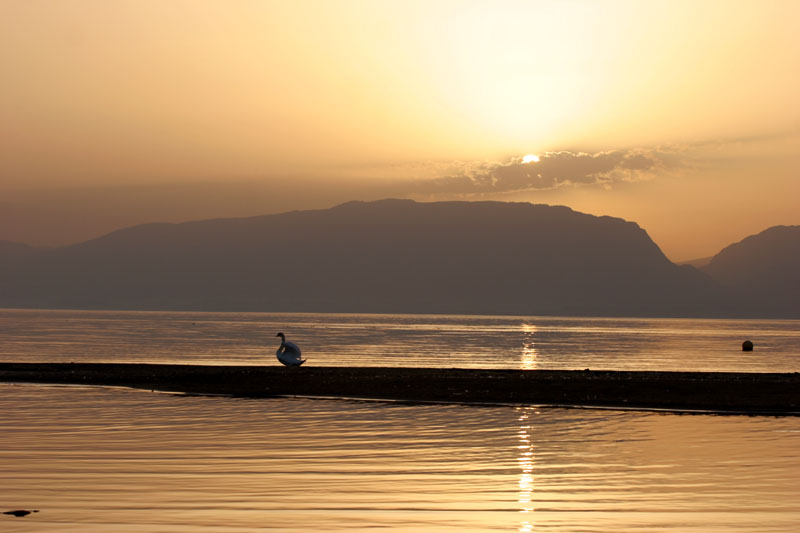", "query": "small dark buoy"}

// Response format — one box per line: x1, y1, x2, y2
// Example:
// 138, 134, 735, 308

3, 510, 39, 517
742, 340, 754, 352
